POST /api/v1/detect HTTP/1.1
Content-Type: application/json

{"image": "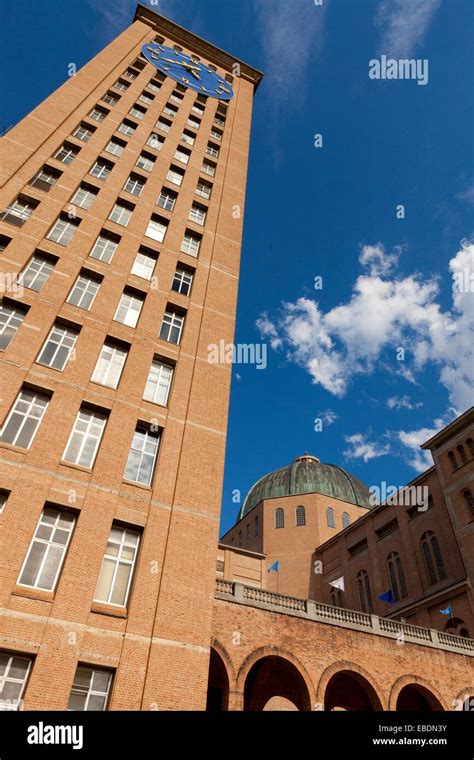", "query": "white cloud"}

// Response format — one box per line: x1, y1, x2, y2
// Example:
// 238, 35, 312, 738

375, 0, 443, 58
359, 243, 401, 276
86, 0, 181, 40
252, 0, 327, 99
257, 240, 474, 411
457, 185, 474, 206
318, 409, 338, 426
387, 395, 423, 410
344, 433, 391, 463
396, 415, 452, 472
